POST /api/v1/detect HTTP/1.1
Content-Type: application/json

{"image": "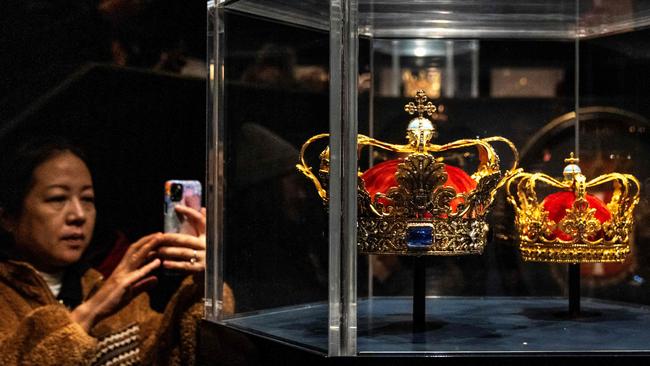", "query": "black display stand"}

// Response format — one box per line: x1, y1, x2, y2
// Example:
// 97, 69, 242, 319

568, 263, 581, 317
412, 256, 426, 333
412, 261, 583, 323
